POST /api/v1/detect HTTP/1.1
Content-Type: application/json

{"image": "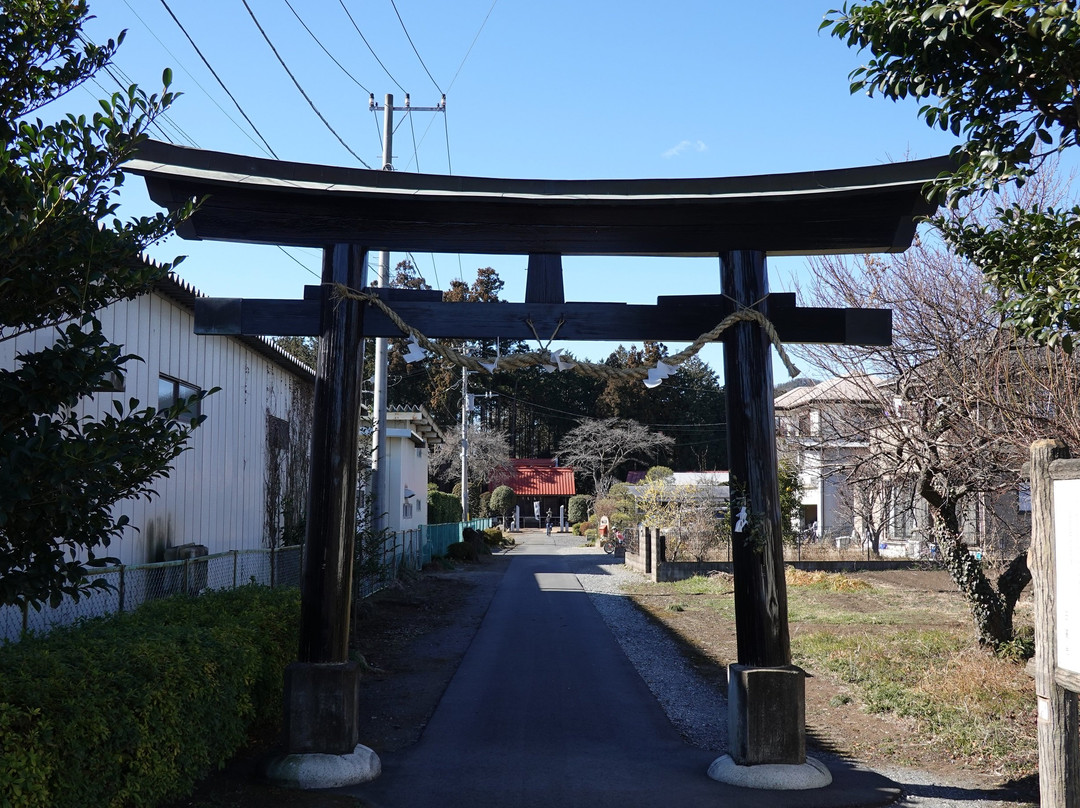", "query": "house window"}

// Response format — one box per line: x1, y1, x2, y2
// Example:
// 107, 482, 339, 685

403, 501, 414, 519
158, 375, 202, 423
